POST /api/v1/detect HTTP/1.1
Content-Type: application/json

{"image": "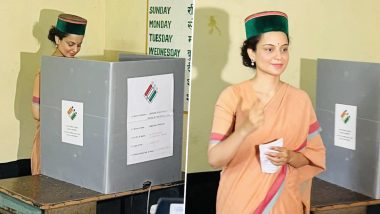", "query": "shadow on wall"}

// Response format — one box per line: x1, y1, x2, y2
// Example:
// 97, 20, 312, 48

186, 7, 230, 214
14, 9, 62, 161
188, 7, 230, 172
